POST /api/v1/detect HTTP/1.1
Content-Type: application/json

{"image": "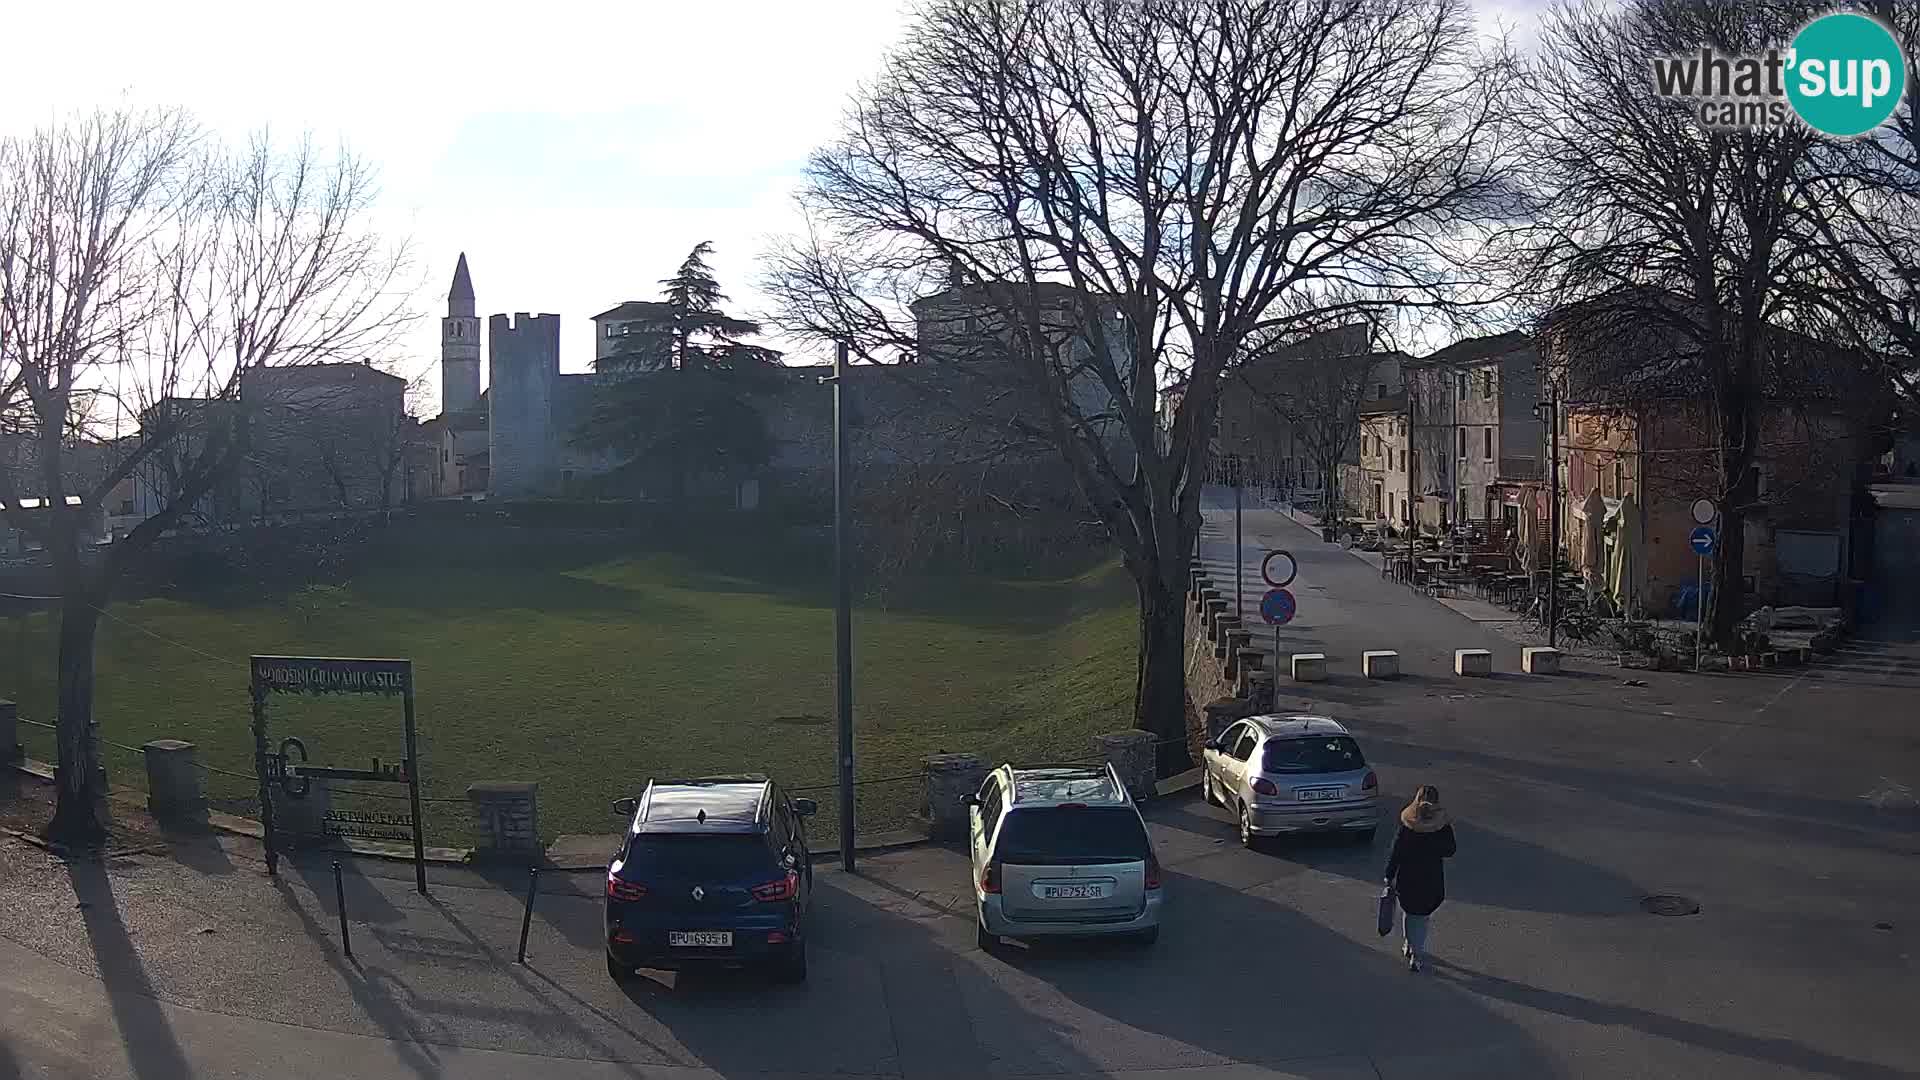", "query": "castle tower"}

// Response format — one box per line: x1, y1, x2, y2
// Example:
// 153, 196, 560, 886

487, 312, 559, 497
441, 253, 482, 415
